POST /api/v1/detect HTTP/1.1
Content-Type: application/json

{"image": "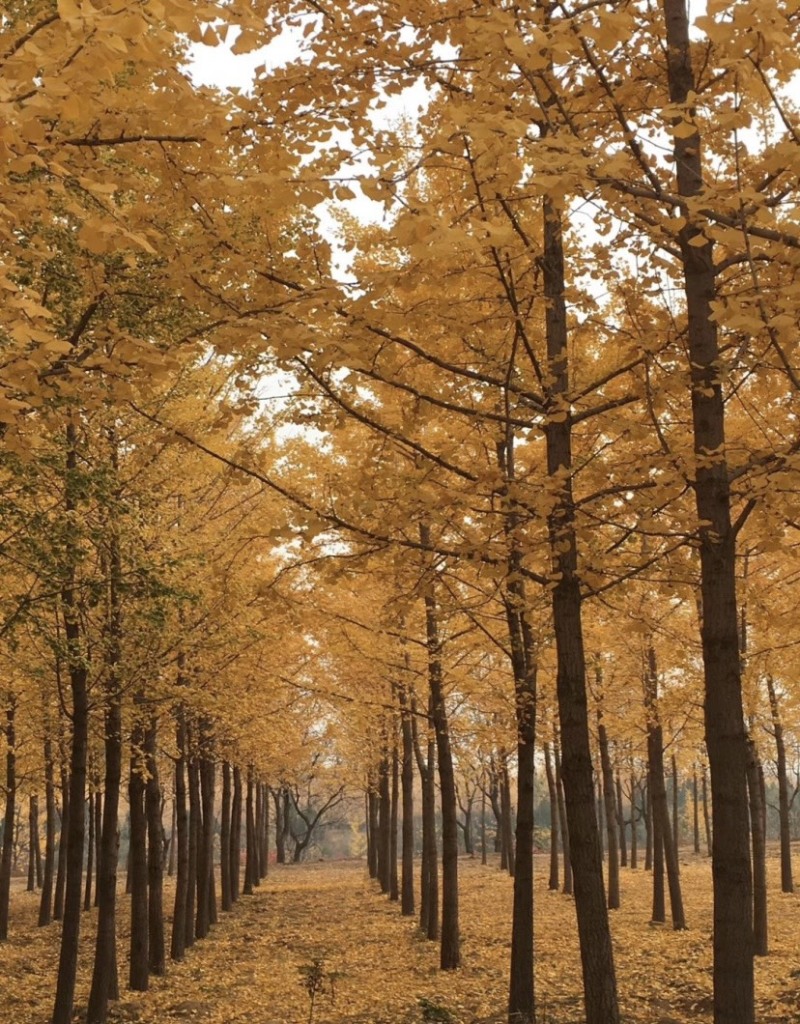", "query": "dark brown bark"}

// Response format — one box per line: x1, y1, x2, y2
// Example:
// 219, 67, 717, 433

170, 706, 189, 961
766, 676, 793, 892
644, 778, 653, 872
145, 717, 164, 975
500, 753, 514, 878
746, 737, 768, 956
54, 759, 69, 921
554, 741, 572, 896
596, 693, 620, 910
27, 793, 41, 893
39, 734, 56, 927
87, 553, 123, 1024
412, 695, 438, 941
377, 751, 390, 893
616, 772, 627, 869
693, 770, 701, 855
196, 739, 215, 938
84, 790, 94, 912
230, 767, 242, 900
390, 740, 399, 901
542, 197, 617, 1023
645, 647, 686, 930
93, 790, 101, 906
662, 1, 754, 1017
672, 755, 680, 856
366, 785, 378, 879
186, 747, 200, 943
400, 686, 415, 916
0, 695, 16, 941
259, 782, 269, 880
220, 762, 232, 912
702, 767, 712, 857
629, 775, 638, 870
128, 717, 149, 991
544, 742, 559, 891
52, 430, 91, 1024
244, 766, 256, 891
420, 523, 460, 971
